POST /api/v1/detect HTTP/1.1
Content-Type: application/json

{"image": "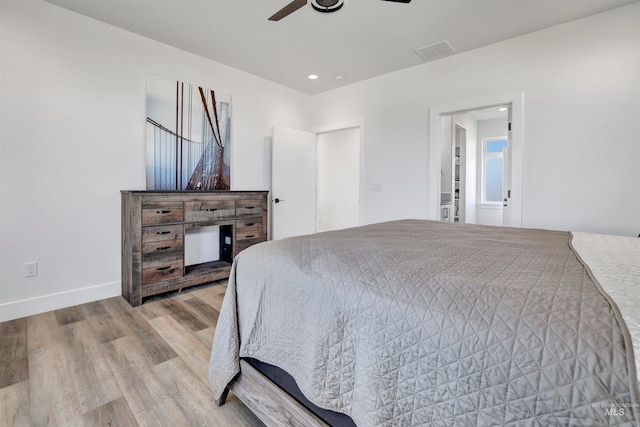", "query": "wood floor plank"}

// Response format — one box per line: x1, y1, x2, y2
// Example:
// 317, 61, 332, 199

135, 299, 171, 322
0, 318, 29, 388
103, 335, 191, 426
133, 327, 178, 367
0, 380, 30, 427
0, 318, 27, 336
55, 304, 86, 326
25, 311, 57, 353
153, 356, 264, 427
0, 357, 29, 390
193, 283, 227, 312
99, 297, 148, 337
27, 313, 84, 426
147, 315, 211, 386
59, 320, 123, 413
183, 296, 220, 329
194, 326, 217, 350
80, 298, 132, 343
82, 396, 138, 427
100, 297, 178, 366
155, 298, 210, 332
